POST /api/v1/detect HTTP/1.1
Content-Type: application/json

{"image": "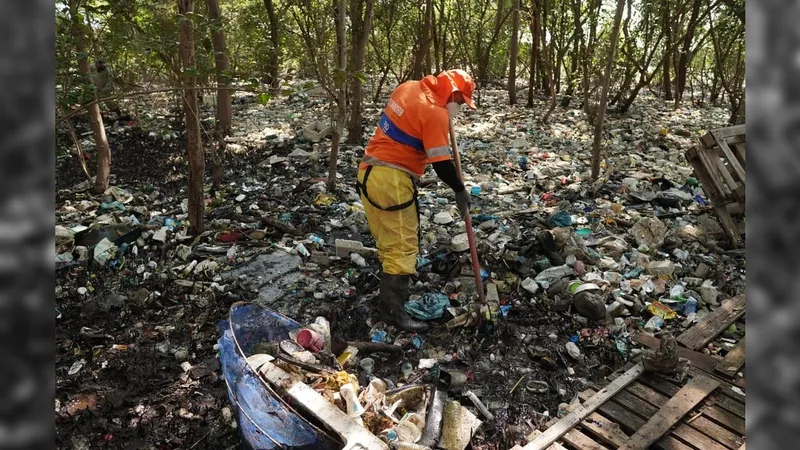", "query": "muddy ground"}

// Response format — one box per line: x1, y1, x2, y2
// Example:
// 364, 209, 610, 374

55, 91, 738, 449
